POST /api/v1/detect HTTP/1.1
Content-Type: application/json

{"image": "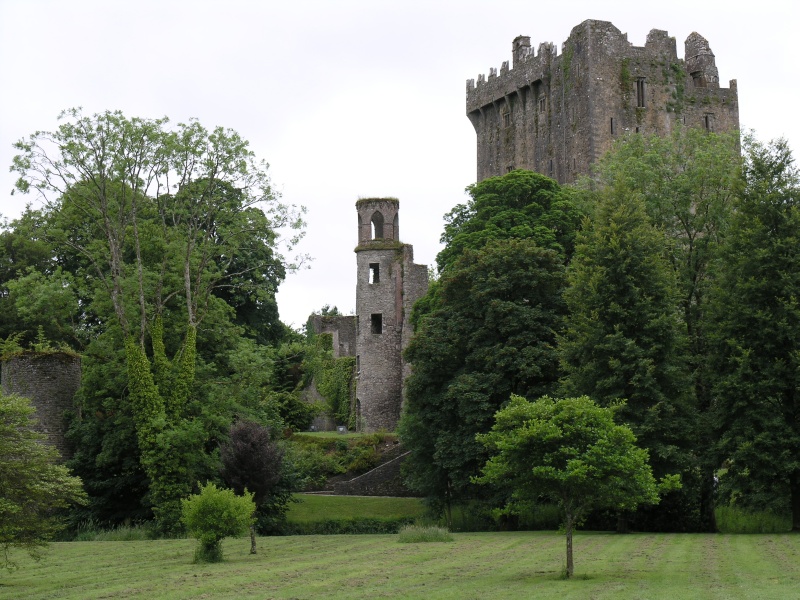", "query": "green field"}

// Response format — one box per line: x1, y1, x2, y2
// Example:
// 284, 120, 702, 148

2, 532, 800, 599
287, 493, 426, 522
